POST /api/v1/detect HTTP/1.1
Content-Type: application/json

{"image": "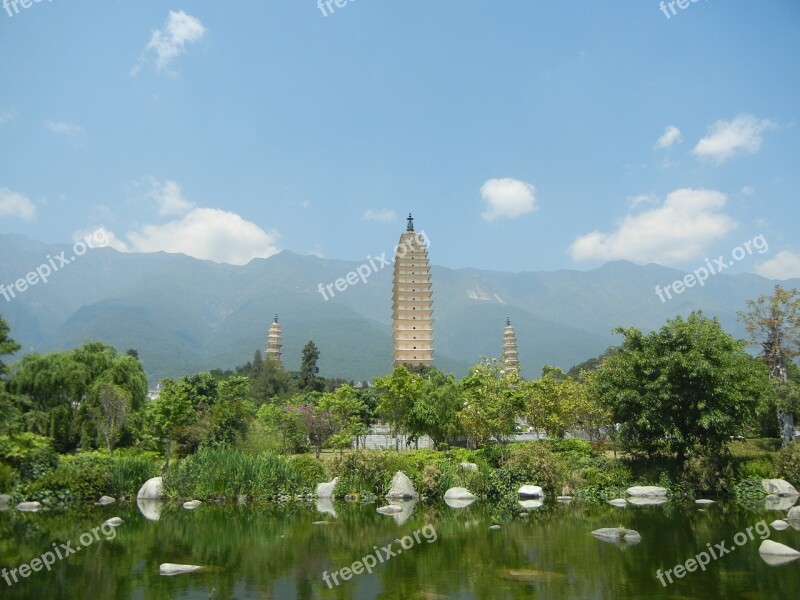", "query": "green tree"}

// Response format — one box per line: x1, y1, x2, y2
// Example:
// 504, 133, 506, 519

147, 378, 197, 469
525, 366, 592, 438
374, 366, 425, 447
89, 383, 132, 452
411, 368, 463, 448
319, 384, 367, 449
739, 285, 800, 445
205, 376, 255, 446
298, 341, 323, 392
458, 357, 525, 450
250, 349, 292, 404
0, 315, 24, 436
592, 312, 773, 463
